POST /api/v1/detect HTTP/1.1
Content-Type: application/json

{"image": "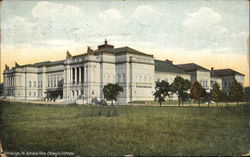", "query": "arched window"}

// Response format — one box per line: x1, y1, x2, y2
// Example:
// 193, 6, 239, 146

139, 75, 143, 83
107, 75, 110, 83
144, 76, 147, 83
50, 78, 53, 87
122, 73, 126, 82
92, 70, 96, 82
110, 74, 114, 83
136, 75, 139, 83
54, 78, 57, 87
118, 74, 121, 82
